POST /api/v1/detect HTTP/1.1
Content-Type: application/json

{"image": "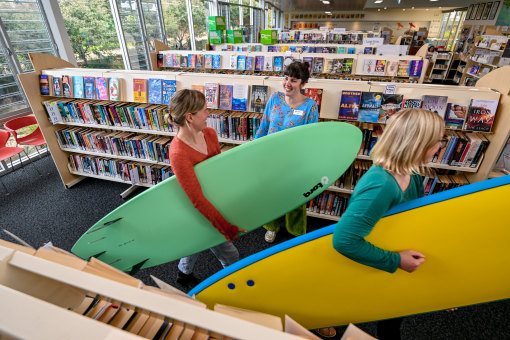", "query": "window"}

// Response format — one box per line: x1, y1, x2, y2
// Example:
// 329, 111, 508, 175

162, 0, 191, 50
191, 0, 209, 50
